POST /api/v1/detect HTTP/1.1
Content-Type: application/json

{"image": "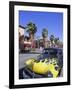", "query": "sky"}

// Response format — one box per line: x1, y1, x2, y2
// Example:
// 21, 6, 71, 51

19, 10, 63, 41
